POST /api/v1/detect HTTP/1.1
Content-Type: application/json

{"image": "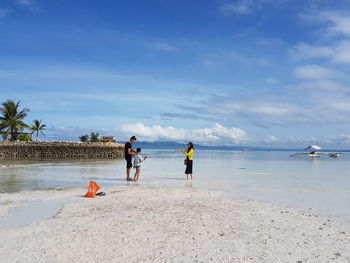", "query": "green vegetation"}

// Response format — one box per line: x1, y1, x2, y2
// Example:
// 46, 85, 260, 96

18, 133, 33, 142
79, 134, 89, 142
79, 132, 101, 142
0, 99, 104, 143
0, 100, 30, 141
0, 100, 46, 142
90, 132, 100, 142
30, 119, 46, 141
1, 133, 7, 141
